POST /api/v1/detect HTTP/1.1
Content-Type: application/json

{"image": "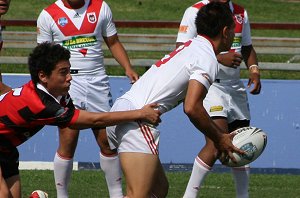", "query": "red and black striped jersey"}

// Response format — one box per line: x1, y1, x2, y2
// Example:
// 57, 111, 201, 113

0, 80, 80, 147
